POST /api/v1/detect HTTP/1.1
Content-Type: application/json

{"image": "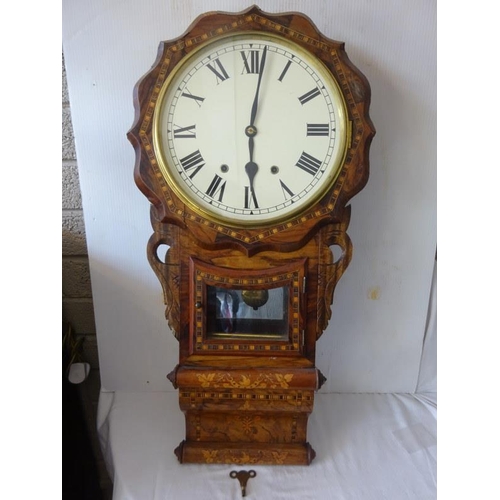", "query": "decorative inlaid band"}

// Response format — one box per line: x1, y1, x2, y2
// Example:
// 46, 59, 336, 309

291, 415, 298, 442
195, 269, 296, 287
180, 390, 314, 413
180, 390, 313, 403
249, 13, 331, 51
